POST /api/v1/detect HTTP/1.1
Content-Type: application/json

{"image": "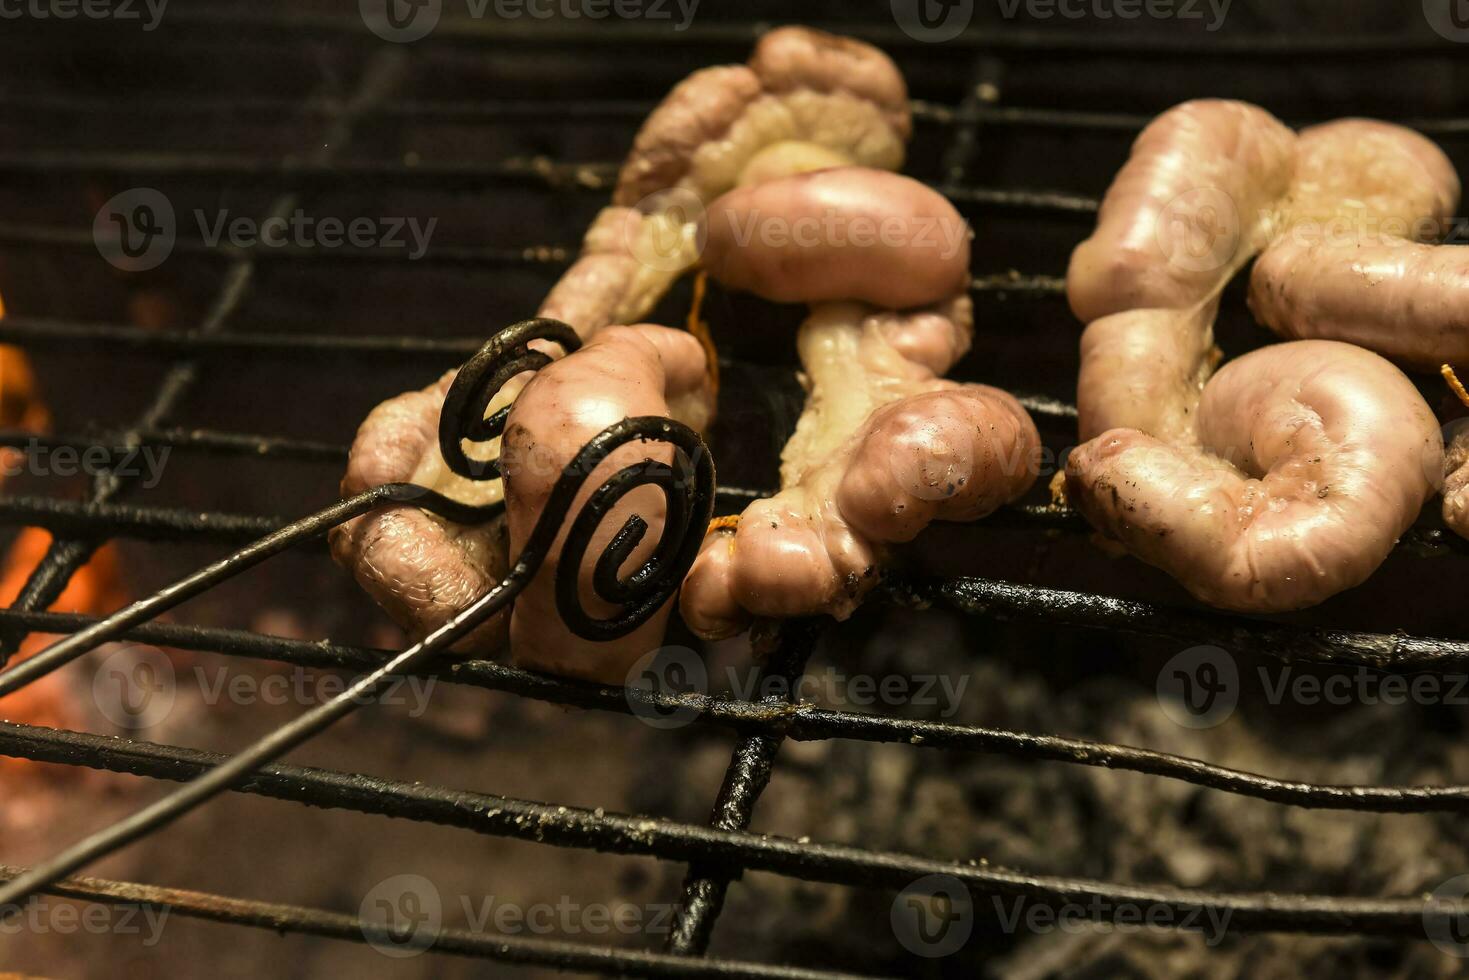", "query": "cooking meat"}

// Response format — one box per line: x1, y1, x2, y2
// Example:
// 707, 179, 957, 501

1445, 366, 1469, 541
1067, 99, 1295, 324
1066, 341, 1441, 612
701, 167, 972, 309
331, 371, 513, 651
334, 27, 908, 659
1075, 299, 1219, 447
680, 301, 1038, 637
1447, 423, 1469, 540
1066, 107, 1452, 608
614, 26, 909, 207
502, 325, 712, 682
1247, 119, 1466, 371
679, 169, 1039, 637
538, 205, 701, 340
